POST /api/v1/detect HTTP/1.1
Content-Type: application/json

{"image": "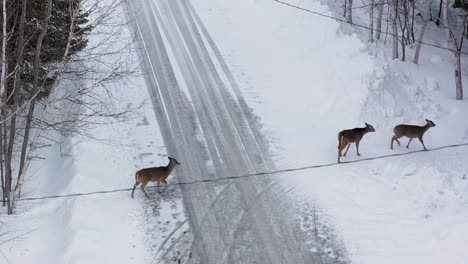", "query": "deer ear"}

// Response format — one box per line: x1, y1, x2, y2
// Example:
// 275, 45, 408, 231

365, 122, 370, 126
425, 119, 429, 122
